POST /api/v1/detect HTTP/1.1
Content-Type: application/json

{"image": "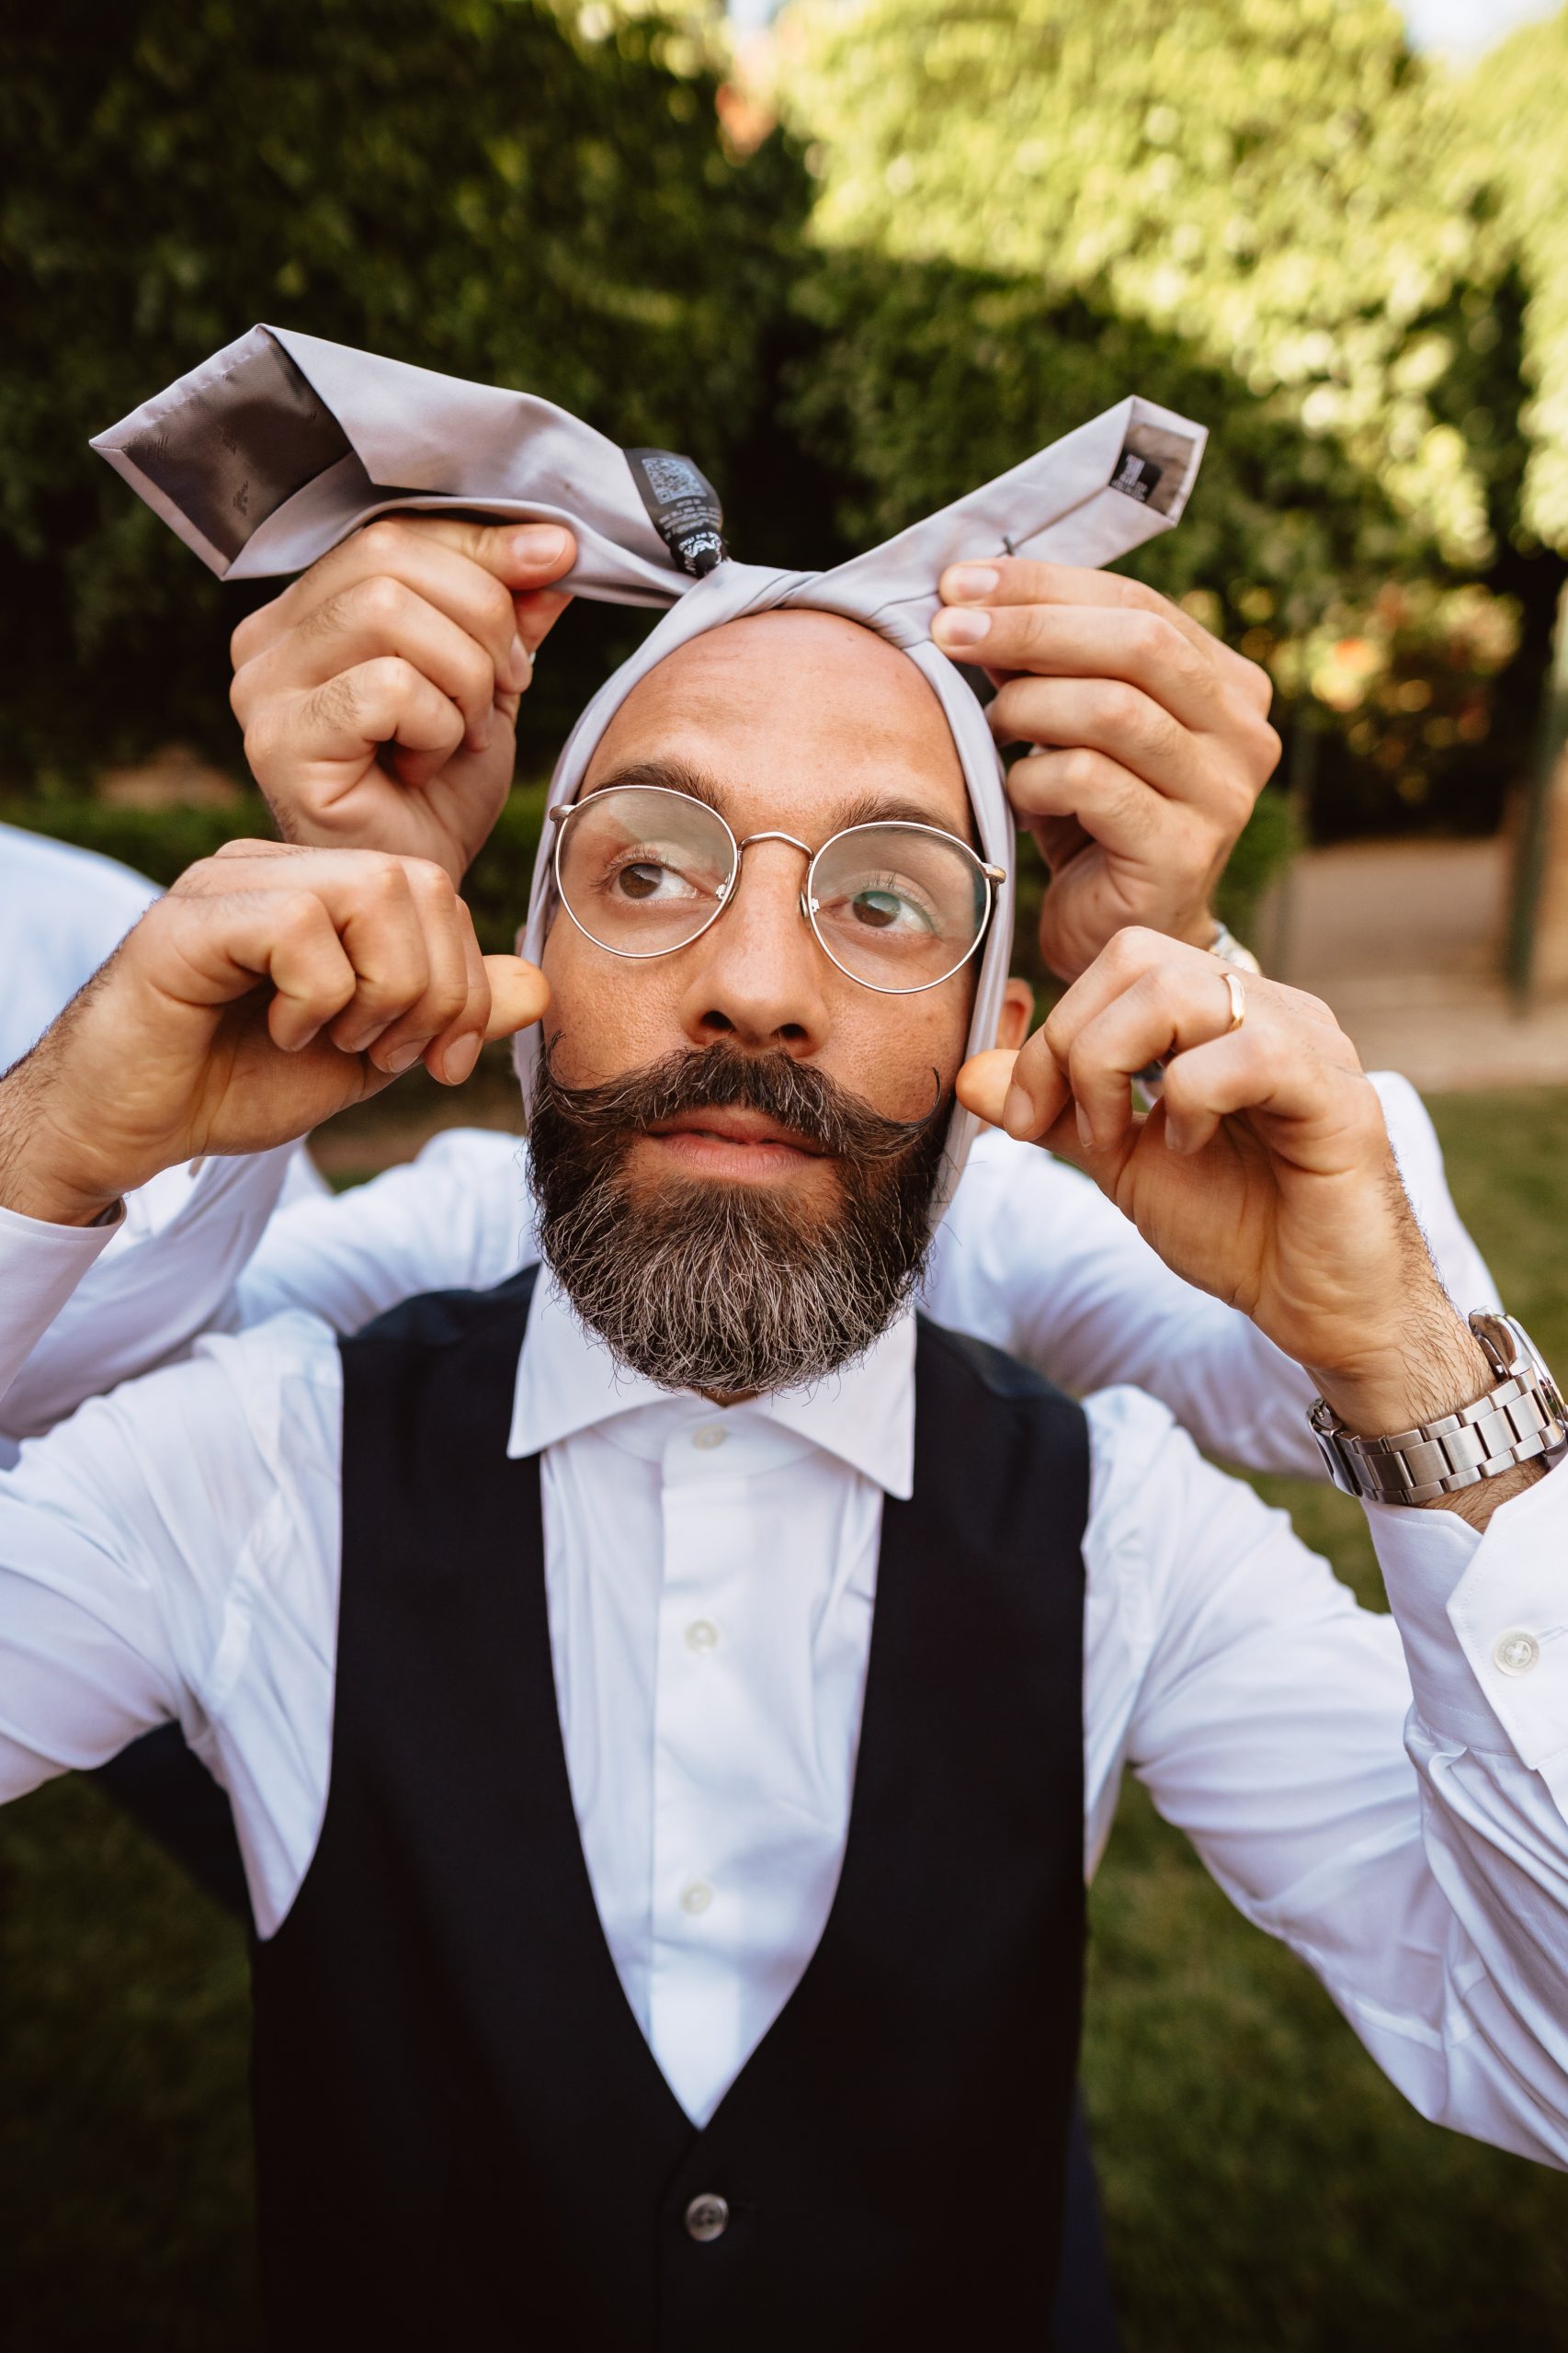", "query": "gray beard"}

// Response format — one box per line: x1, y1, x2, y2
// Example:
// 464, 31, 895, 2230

527, 1041, 950, 1397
